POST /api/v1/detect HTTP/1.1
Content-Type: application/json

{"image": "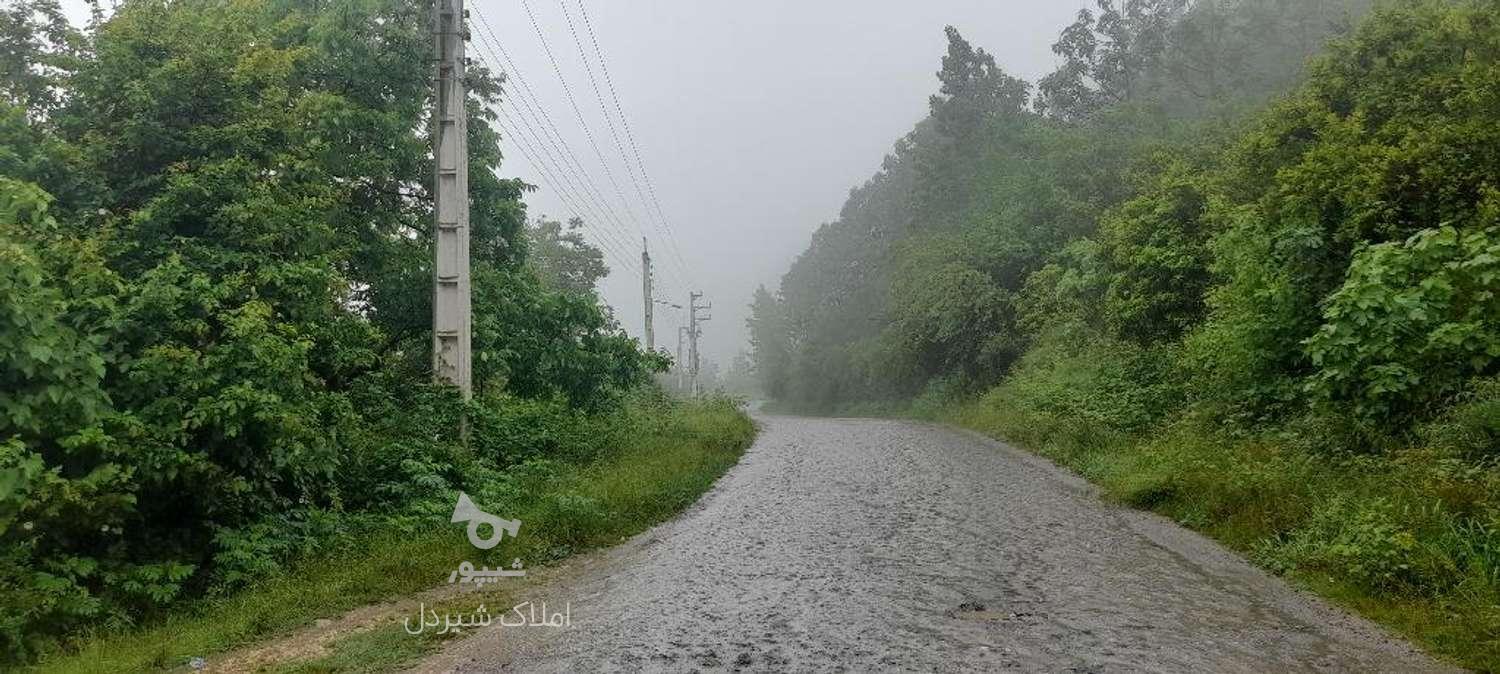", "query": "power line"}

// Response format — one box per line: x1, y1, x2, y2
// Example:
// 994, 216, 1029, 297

464, 44, 635, 267
474, 8, 633, 246
571, 0, 694, 284
492, 107, 639, 277
470, 8, 639, 247
469, 7, 643, 267
554, 0, 689, 293
470, 4, 693, 308
515, 0, 647, 247
494, 97, 635, 265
